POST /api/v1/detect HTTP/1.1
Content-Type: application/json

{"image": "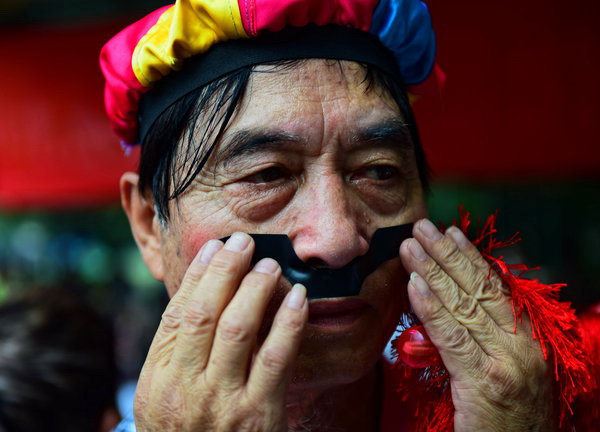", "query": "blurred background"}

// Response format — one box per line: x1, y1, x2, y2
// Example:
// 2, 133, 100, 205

1, 0, 599, 406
